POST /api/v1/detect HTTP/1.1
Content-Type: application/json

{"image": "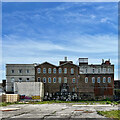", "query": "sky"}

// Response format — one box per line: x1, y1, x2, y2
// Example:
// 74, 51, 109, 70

1, 2, 118, 80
